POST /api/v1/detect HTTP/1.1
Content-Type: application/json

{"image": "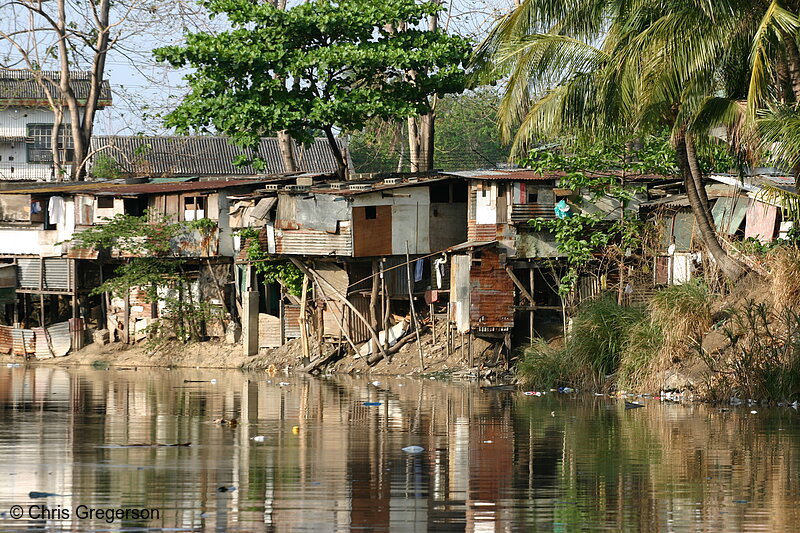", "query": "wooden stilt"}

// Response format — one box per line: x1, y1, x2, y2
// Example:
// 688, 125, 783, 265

299, 274, 310, 366
529, 268, 535, 344
430, 302, 436, 343
290, 258, 389, 362
406, 242, 424, 372
369, 259, 380, 355
381, 259, 390, 351
468, 332, 473, 368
